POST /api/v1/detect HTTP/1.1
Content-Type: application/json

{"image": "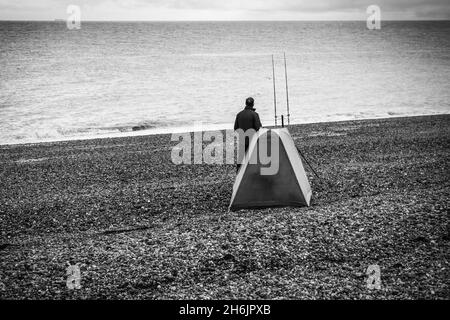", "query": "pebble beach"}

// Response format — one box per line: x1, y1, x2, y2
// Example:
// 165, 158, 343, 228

0, 114, 448, 299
